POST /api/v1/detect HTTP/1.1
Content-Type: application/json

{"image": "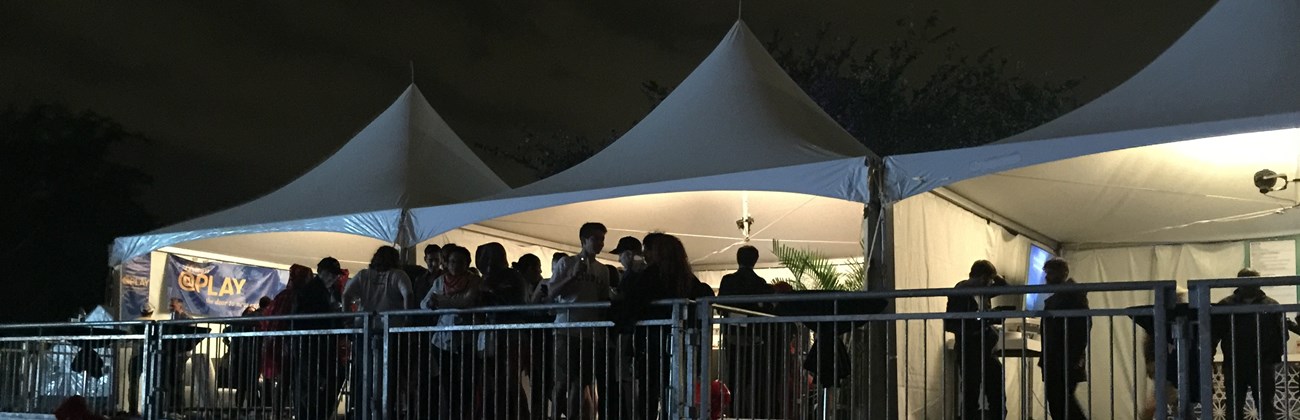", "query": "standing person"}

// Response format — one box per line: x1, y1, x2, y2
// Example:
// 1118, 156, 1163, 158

615, 233, 714, 420
402, 245, 442, 418
477, 242, 531, 420
342, 246, 415, 313
717, 245, 776, 418
534, 223, 614, 420
609, 236, 645, 292
263, 265, 312, 416
413, 245, 444, 301
292, 264, 345, 420
1213, 268, 1288, 420
525, 252, 566, 418
515, 253, 544, 293
421, 245, 483, 420
1039, 258, 1090, 420
342, 246, 414, 418
305, 258, 350, 418
944, 260, 1008, 420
